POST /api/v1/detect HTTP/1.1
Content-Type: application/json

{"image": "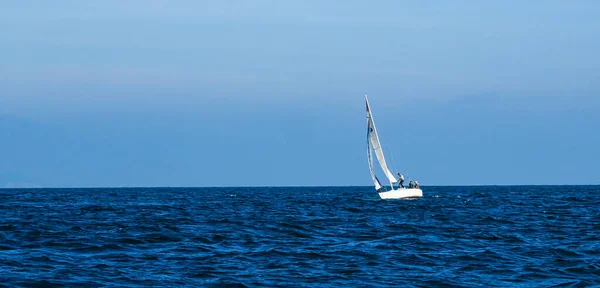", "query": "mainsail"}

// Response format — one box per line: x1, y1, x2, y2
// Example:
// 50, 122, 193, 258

367, 131, 383, 190
365, 95, 397, 188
